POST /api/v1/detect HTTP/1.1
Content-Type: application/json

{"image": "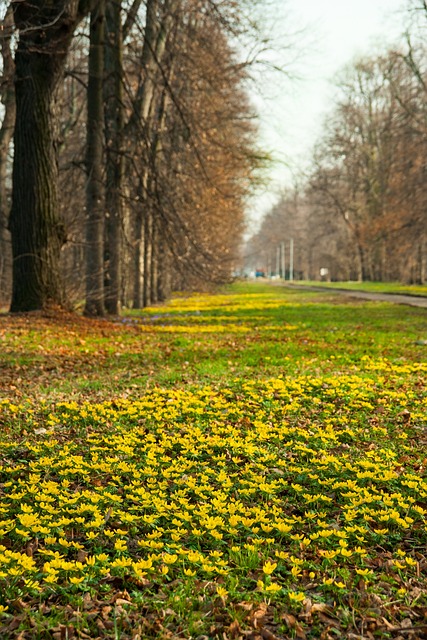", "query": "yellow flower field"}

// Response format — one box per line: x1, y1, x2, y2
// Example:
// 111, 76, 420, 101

0, 284, 426, 638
